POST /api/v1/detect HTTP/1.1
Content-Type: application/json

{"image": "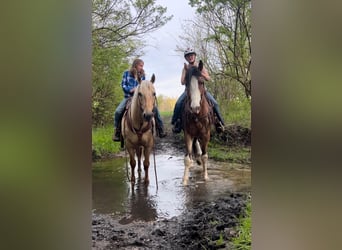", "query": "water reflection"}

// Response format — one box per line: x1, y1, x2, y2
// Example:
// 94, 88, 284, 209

119, 180, 158, 224
92, 154, 251, 223
92, 158, 129, 214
